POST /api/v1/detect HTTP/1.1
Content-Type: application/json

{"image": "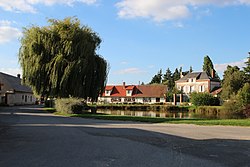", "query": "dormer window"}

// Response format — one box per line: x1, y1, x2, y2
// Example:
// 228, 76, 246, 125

189, 78, 195, 82
126, 90, 132, 96
105, 90, 111, 96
